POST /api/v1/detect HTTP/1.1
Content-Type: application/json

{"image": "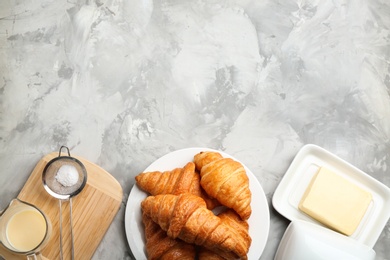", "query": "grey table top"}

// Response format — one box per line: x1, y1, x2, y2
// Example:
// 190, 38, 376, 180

1, 0, 389, 259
